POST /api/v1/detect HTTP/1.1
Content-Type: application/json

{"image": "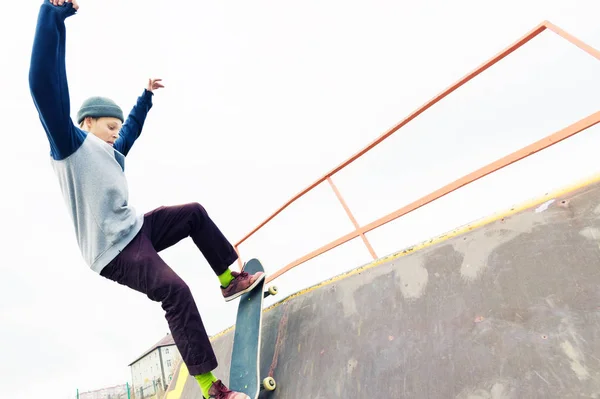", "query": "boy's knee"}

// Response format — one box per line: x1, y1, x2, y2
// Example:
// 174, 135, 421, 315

150, 271, 191, 303
168, 276, 191, 297
172, 275, 189, 289
187, 202, 207, 218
